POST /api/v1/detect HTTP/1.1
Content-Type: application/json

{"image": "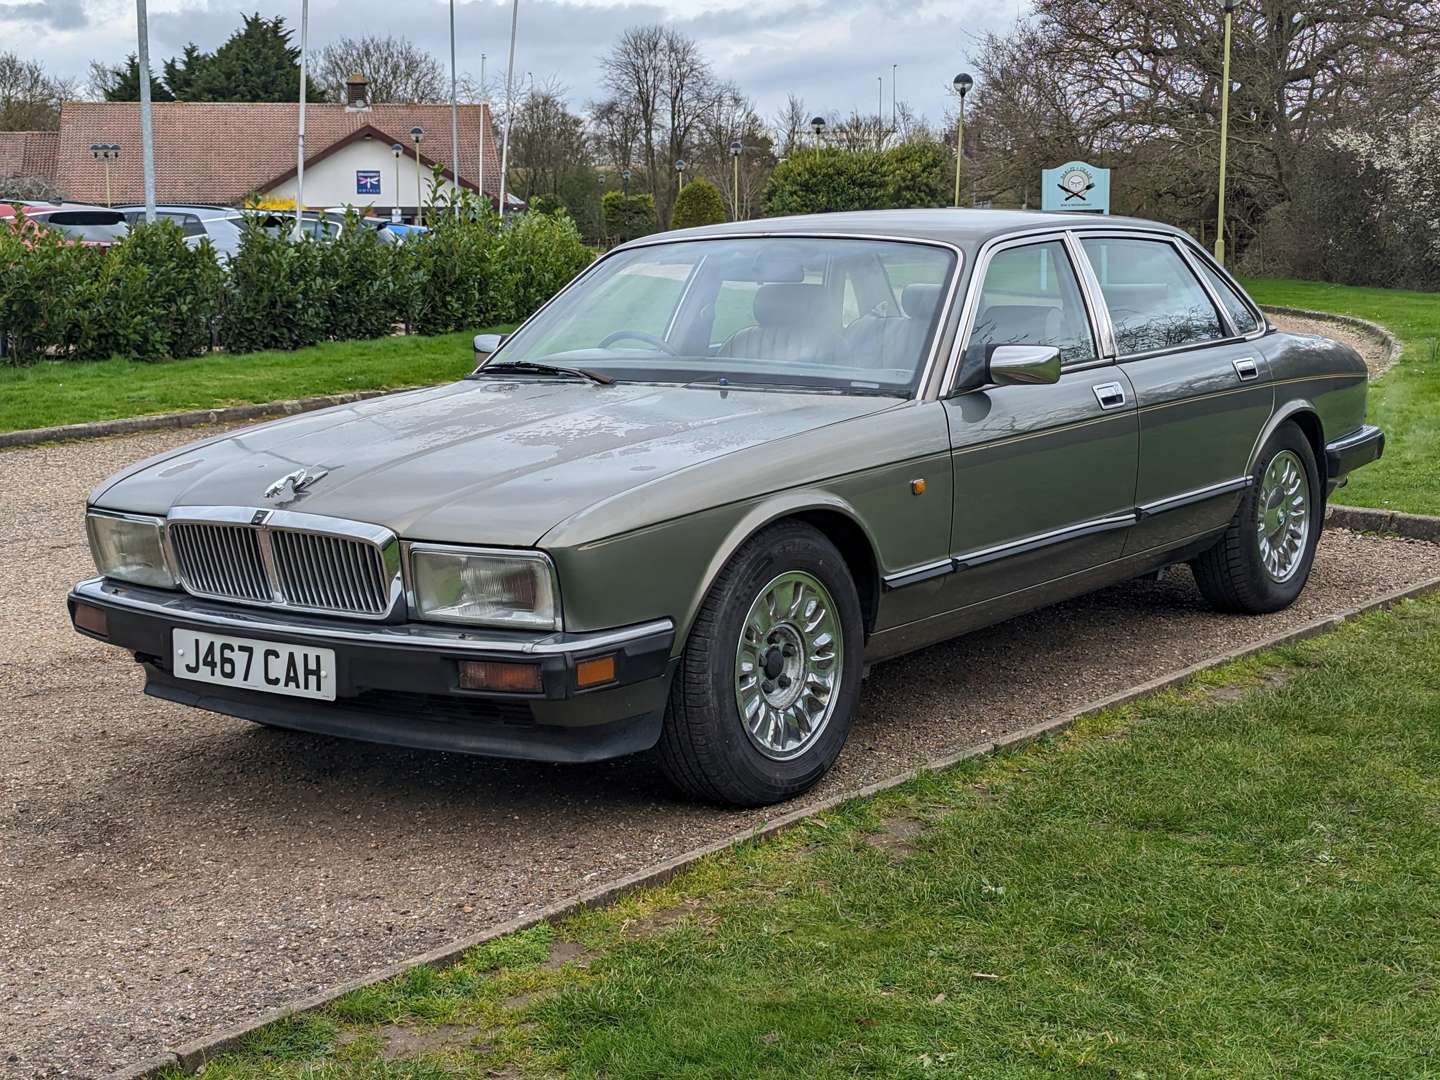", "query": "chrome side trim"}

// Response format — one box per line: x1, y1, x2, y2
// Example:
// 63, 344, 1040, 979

71, 577, 671, 657
953, 512, 1138, 570
1136, 477, 1252, 519
881, 558, 954, 591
